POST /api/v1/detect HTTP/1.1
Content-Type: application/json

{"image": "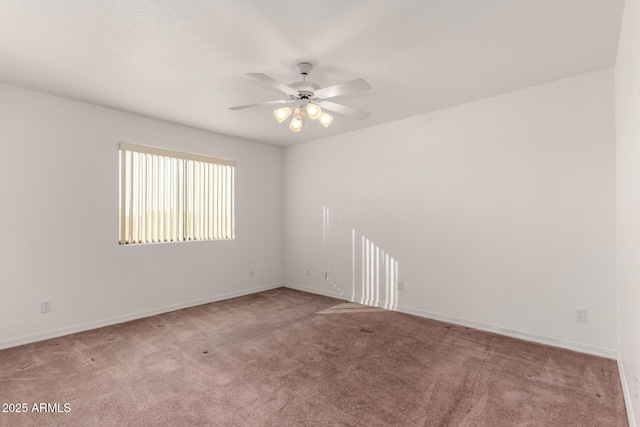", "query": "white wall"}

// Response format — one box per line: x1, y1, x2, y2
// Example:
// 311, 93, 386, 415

0, 83, 284, 348
284, 69, 617, 357
615, 0, 640, 423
